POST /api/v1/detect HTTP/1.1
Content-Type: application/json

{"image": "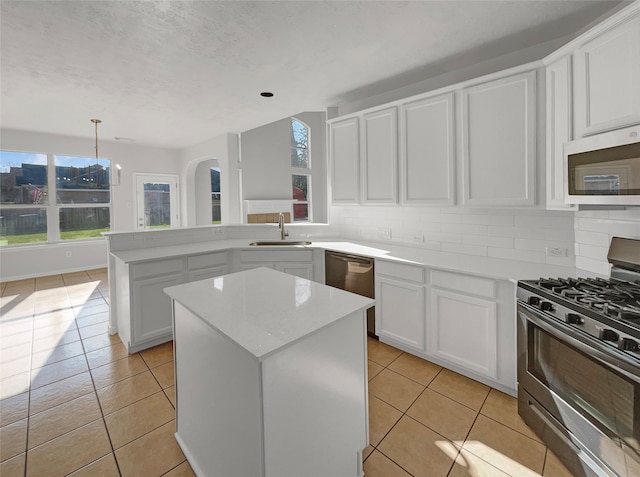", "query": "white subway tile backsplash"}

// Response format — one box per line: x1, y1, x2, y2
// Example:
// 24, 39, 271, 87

488, 247, 545, 264
575, 256, 611, 276
573, 230, 611, 247
488, 226, 547, 240
441, 242, 487, 256
441, 223, 488, 236
463, 235, 514, 249
515, 215, 573, 230
424, 232, 463, 244
462, 214, 514, 226
545, 228, 575, 242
